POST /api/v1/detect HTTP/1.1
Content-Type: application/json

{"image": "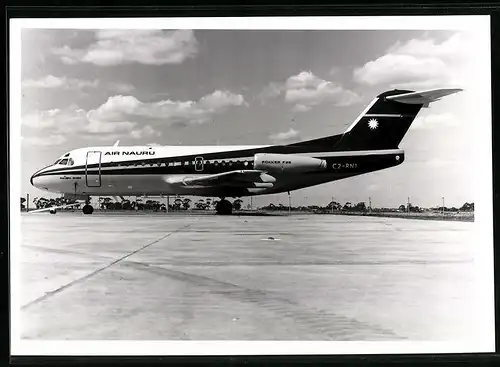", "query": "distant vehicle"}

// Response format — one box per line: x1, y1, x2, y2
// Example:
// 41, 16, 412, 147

30, 88, 462, 215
